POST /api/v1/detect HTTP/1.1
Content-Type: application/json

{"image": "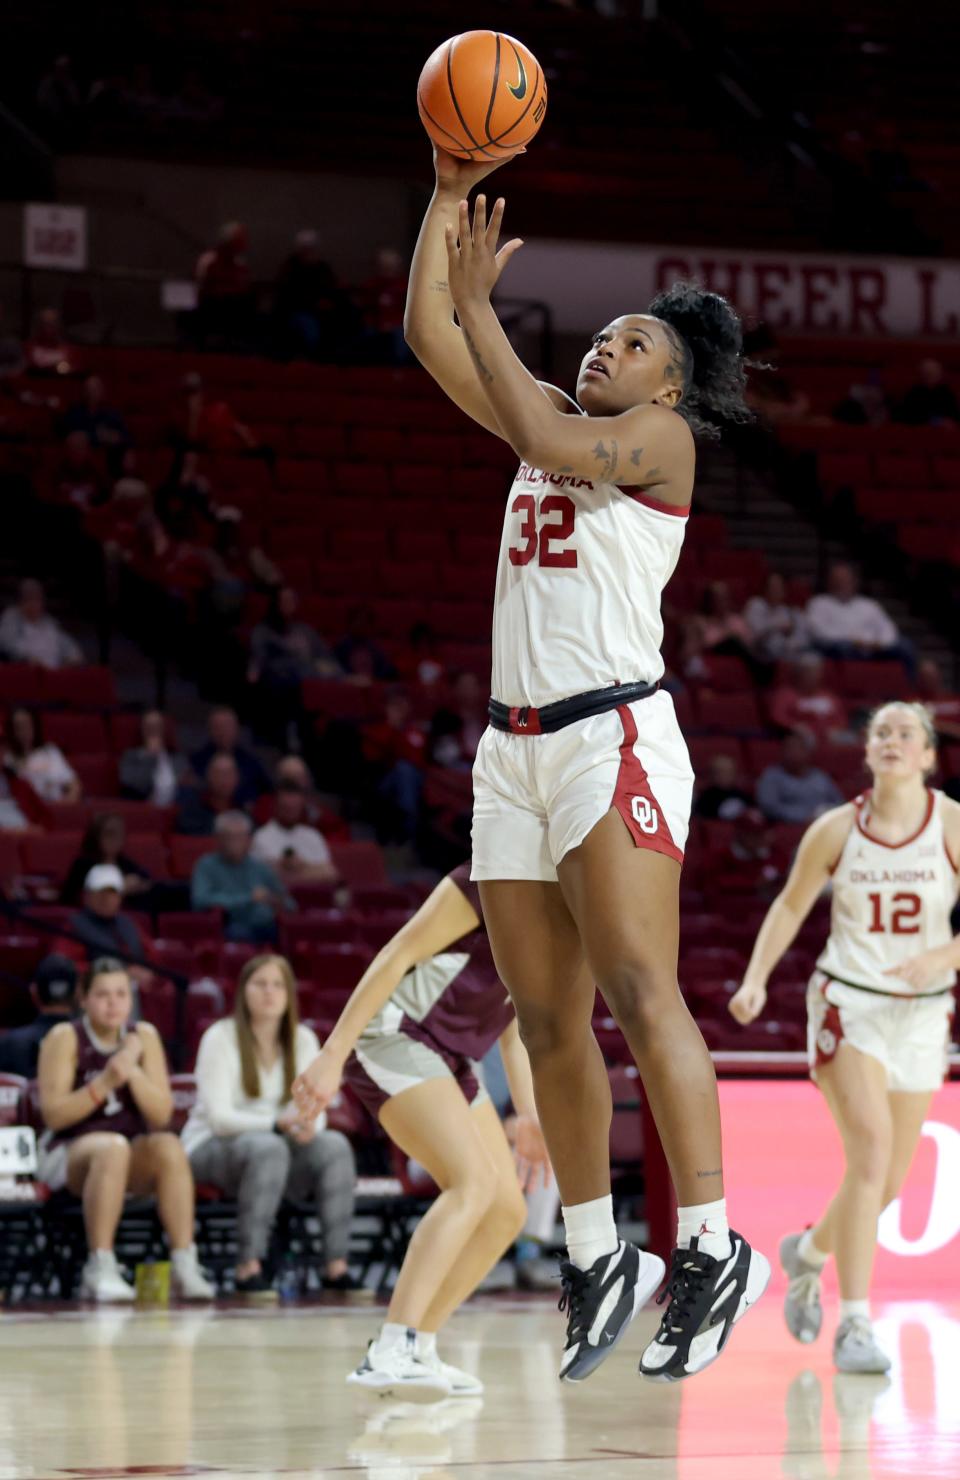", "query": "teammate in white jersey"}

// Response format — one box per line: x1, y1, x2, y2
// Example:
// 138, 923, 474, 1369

730, 703, 960, 1374
404, 142, 768, 1386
